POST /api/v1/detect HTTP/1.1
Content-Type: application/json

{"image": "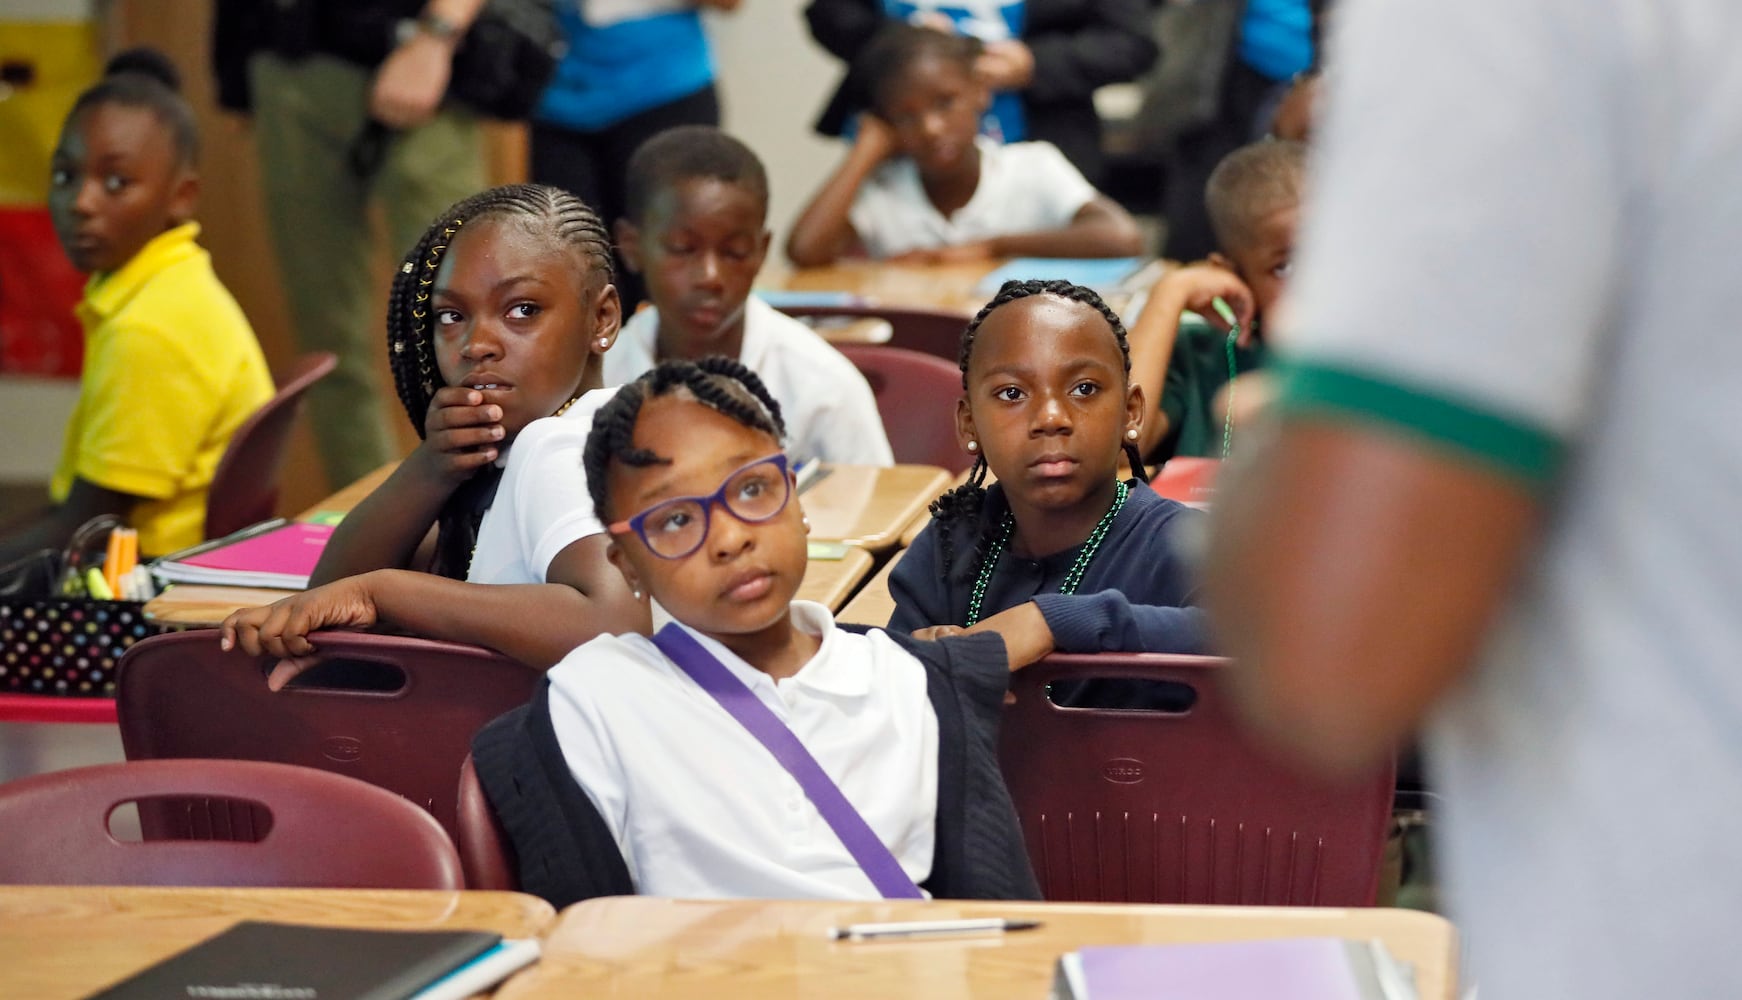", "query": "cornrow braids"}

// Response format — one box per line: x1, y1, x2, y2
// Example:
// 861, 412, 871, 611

383, 182, 615, 579
584, 357, 787, 522
930, 278, 1150, 575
